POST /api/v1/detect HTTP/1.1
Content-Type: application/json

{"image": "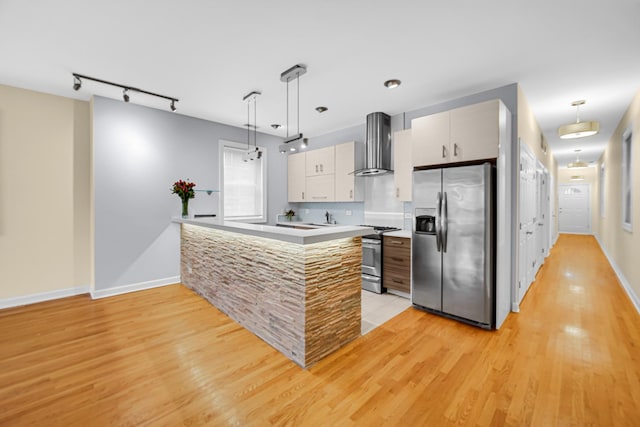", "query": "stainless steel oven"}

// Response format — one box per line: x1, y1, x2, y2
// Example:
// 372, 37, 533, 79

360, 226, 400, 293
